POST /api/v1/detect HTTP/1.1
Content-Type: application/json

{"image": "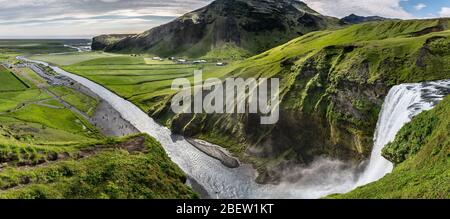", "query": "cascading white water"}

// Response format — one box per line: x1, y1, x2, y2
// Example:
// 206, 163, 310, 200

357, 80, 450, 186
19, 56, 449, 198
